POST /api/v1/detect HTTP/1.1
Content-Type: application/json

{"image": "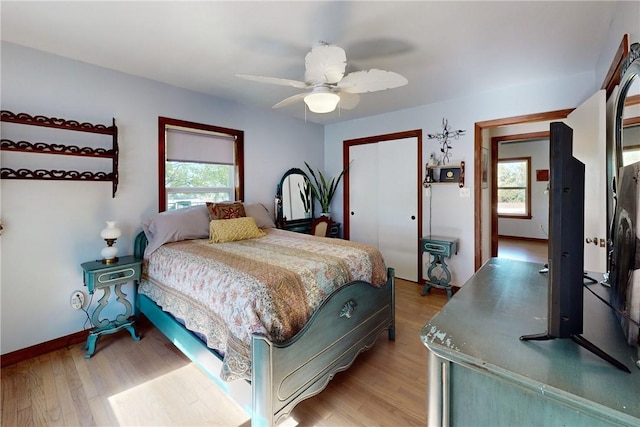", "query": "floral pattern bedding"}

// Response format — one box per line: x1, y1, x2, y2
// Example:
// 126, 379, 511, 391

138, 228, 387, 381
